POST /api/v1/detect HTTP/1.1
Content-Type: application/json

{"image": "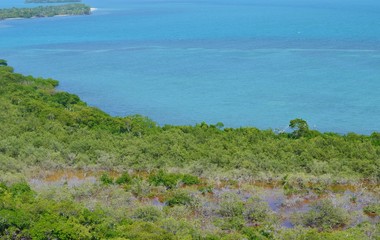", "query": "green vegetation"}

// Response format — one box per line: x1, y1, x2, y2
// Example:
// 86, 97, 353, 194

166, 190, 193, 207
1, 177, 379, 239
100, 173, 114, 185
149, 171, 201, 189
289, 118, 311, 138
0, 61, 379, 239
0, 60, 378, 178
291, 199, 350, 230
0, 4, 90, 20
0, 59, 7, 66
115, 172, 132, 185
364, 204, 380, 216
0, 62, 378, 180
